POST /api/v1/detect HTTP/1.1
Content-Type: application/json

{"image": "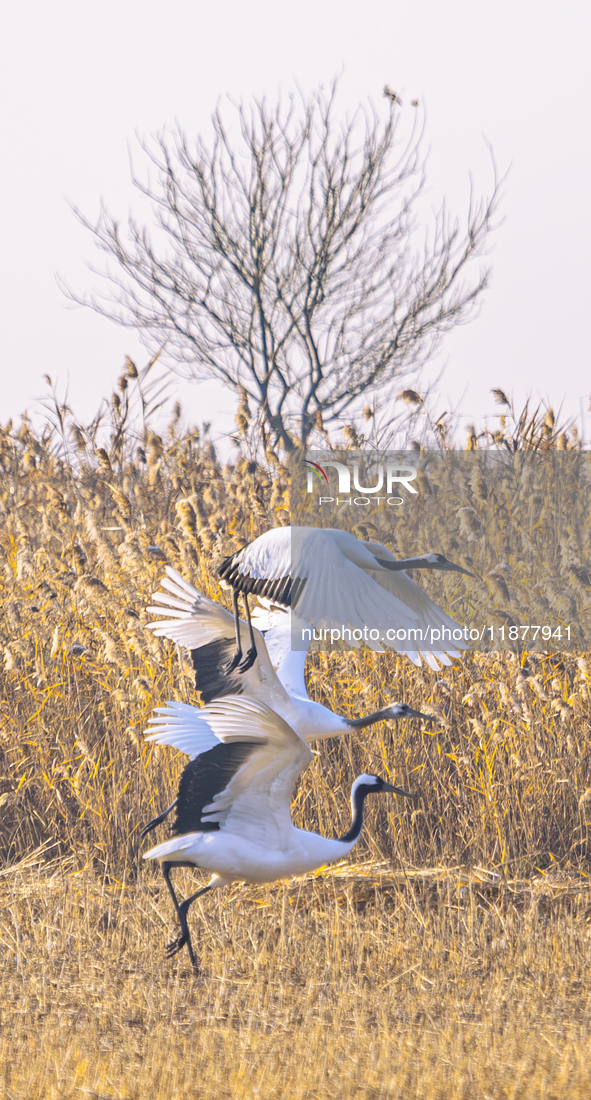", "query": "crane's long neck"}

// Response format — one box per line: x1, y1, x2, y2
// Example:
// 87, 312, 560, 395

338, 784, 370, 846
344, 706, 394, 732
373, 555, 428, 571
